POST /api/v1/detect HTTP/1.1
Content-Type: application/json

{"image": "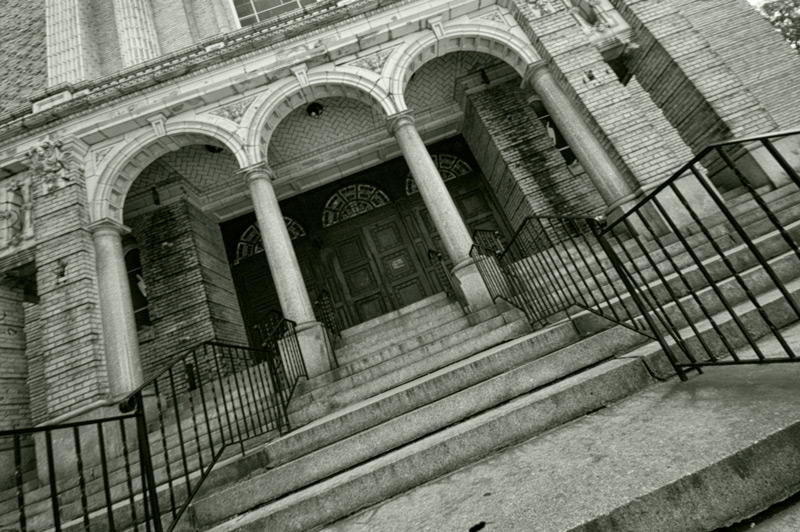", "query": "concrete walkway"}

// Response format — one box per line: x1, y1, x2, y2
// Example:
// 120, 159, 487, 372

317, 363, 800, 532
